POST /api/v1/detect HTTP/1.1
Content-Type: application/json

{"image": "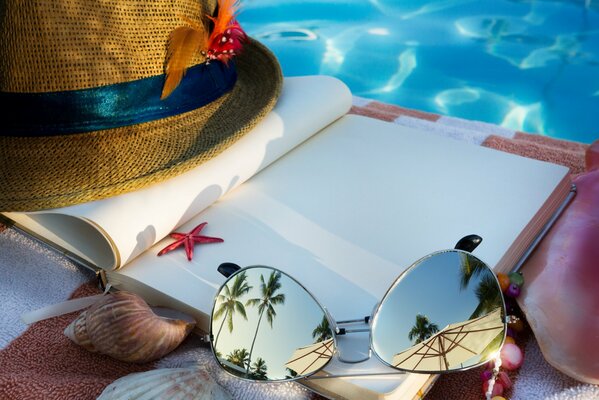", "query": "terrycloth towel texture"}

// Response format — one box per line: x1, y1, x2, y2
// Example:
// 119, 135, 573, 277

0, 99, 595, 399
0, 282, 155, 400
